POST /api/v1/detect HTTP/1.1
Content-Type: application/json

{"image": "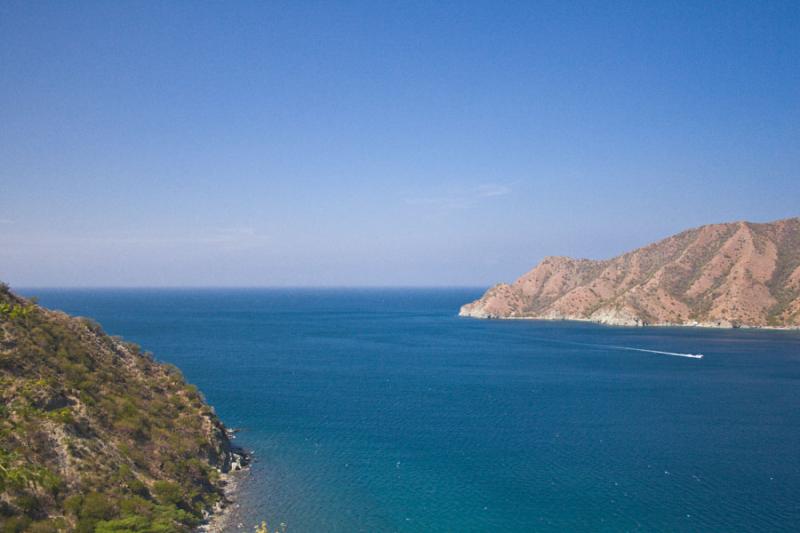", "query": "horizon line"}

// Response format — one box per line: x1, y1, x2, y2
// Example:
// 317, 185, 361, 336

13, 285, 489, 291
